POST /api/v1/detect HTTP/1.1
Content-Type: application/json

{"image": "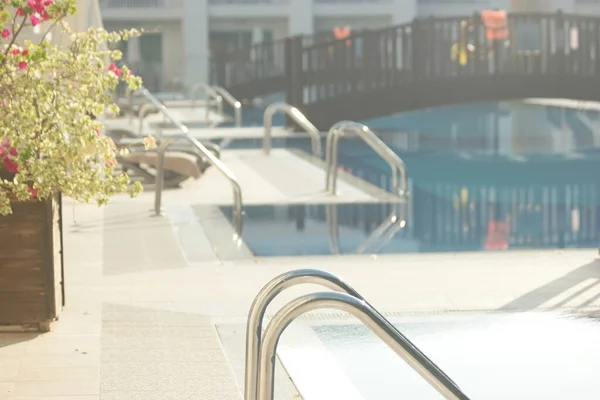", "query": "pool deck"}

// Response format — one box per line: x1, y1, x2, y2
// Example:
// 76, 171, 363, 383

1, 189, 599, 399
2, 109, 600, 399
